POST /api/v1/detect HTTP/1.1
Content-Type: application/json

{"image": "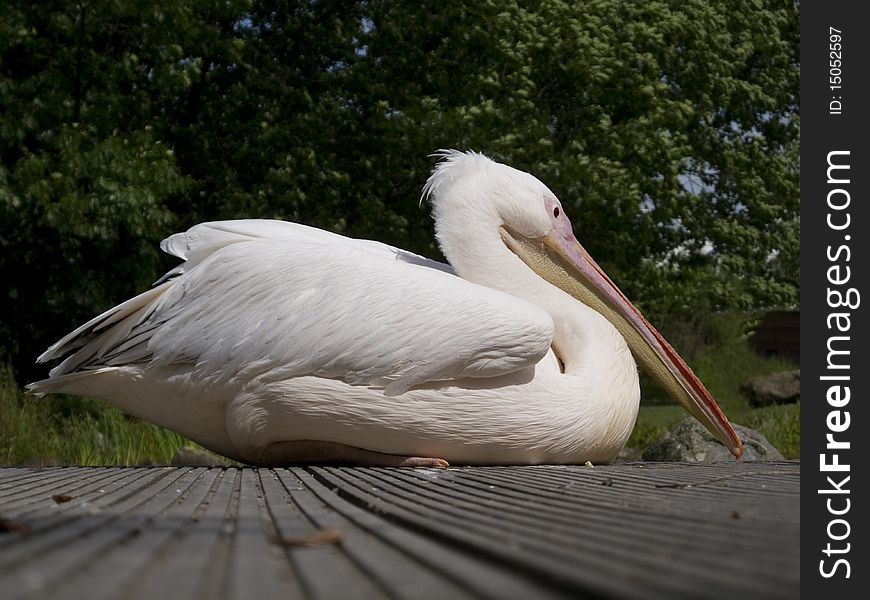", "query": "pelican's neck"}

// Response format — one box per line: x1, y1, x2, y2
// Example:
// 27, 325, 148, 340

438, 224, 633, 378
438, 223, 640, 461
